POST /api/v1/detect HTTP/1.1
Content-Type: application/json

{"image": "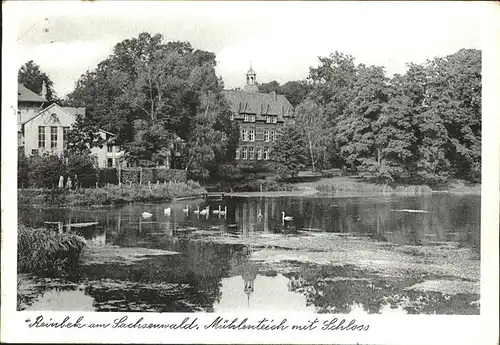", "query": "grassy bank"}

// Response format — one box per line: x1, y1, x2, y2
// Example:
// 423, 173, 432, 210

294, 176, 480, 196
18, 181, 207, 206
17, 224, 86, 273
